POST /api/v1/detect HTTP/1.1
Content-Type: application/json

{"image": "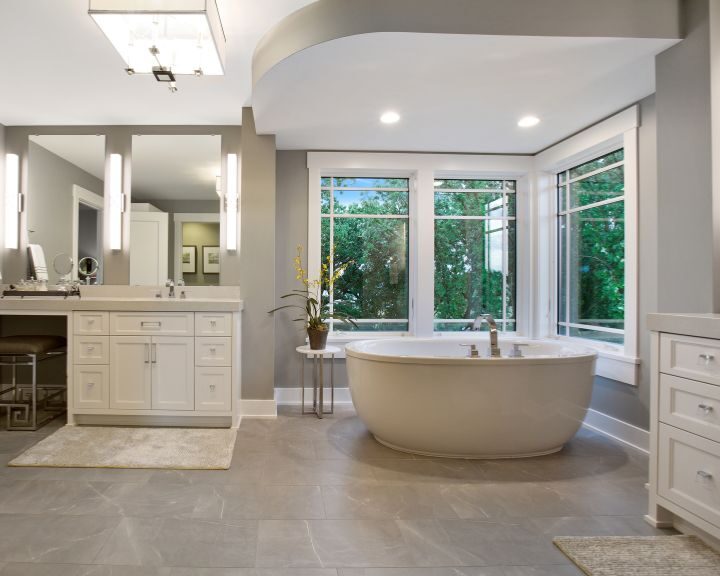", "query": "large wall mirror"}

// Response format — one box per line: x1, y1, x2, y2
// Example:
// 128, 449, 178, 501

130, 135, 221, 286
28, 135, 105, 284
